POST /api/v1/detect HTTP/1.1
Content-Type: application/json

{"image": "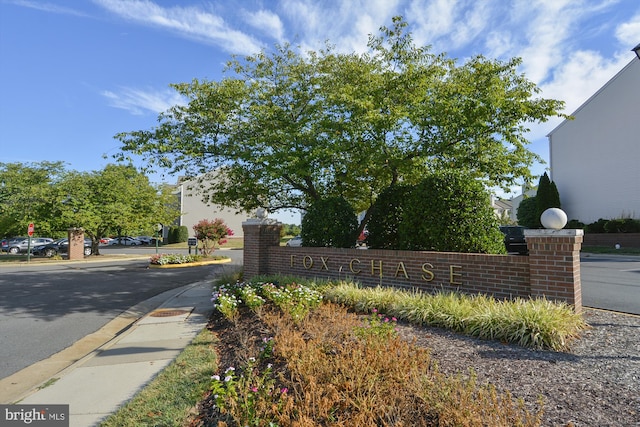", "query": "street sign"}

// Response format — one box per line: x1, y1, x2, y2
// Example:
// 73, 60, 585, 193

187, 237, 198, 246
27, 223, 34, 236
